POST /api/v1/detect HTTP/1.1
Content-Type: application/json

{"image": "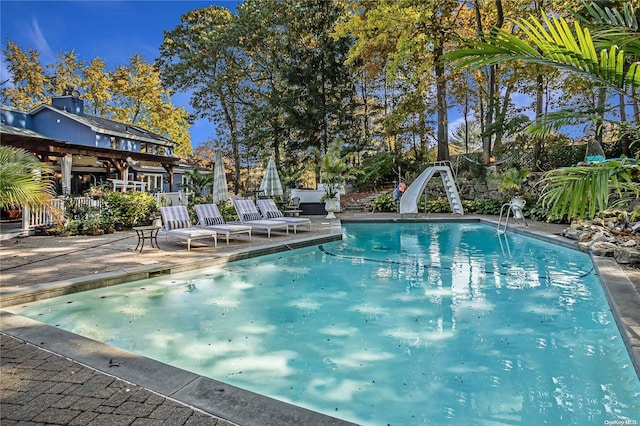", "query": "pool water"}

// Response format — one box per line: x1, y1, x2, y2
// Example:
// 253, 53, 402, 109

13, 223, 640, 425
